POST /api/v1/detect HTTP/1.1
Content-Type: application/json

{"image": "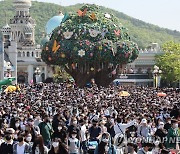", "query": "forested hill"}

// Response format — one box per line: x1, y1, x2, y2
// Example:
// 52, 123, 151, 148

0, 0, 180, 48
